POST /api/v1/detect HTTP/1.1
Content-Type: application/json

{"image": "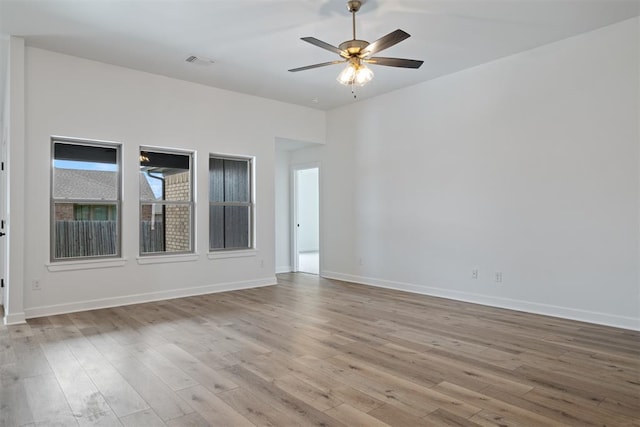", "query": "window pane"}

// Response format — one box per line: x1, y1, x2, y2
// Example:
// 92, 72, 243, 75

53, 203, 118, 258
53, 144, 118, 200
141, 203, 192, 254
140, 151, 191, 201
209, 158, 224, 202
92, 205, 108, 220
209, 158, 249, 203
52, 140, 121, 261
139, 148, 193, 256
225, 206, 250, 248
224, 159, 249, 203
209, 205, 250, 250
55, 143, 117, 164
209, 205, 224, 250
209, 156, 252, 251
74, 205, 90, 220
